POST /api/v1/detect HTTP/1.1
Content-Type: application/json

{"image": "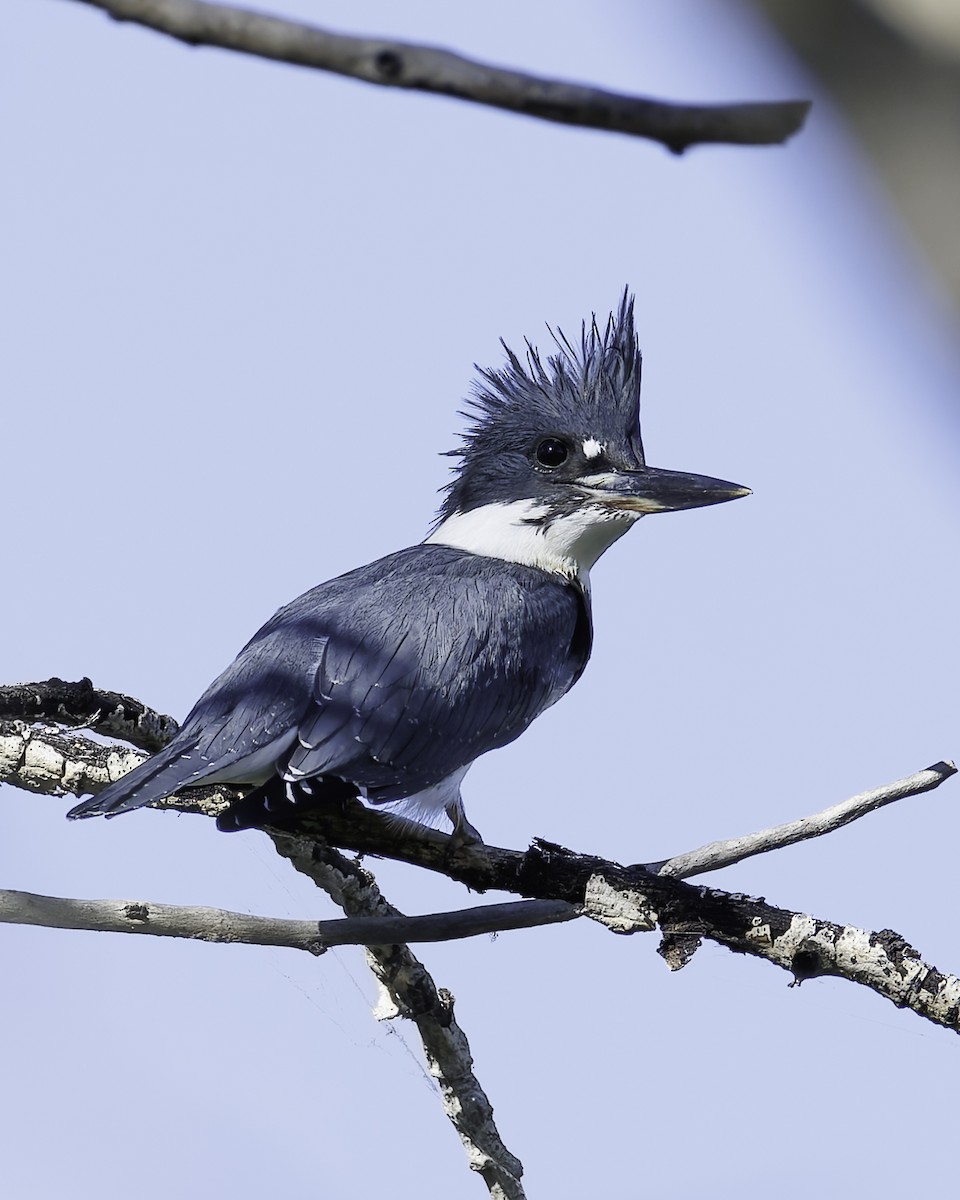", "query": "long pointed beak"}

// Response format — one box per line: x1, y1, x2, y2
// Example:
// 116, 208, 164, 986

577, 466, 751, 514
